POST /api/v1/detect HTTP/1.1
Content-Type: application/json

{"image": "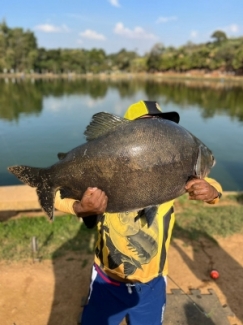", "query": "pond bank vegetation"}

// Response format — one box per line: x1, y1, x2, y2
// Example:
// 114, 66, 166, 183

0, 192, 242, 261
